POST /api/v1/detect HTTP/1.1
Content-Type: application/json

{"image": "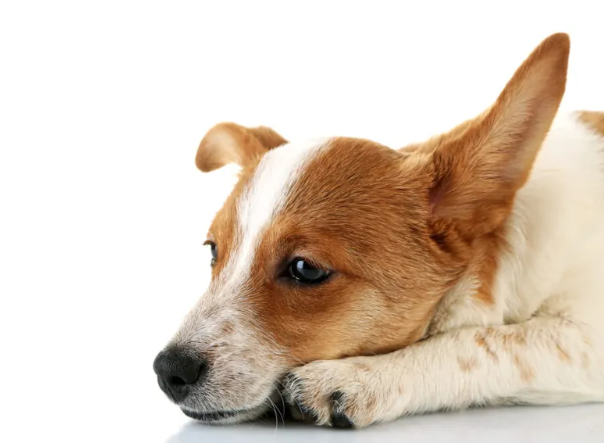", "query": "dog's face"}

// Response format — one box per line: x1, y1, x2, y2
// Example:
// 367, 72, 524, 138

153, 33, 569, 424
163, 136, 456, 423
